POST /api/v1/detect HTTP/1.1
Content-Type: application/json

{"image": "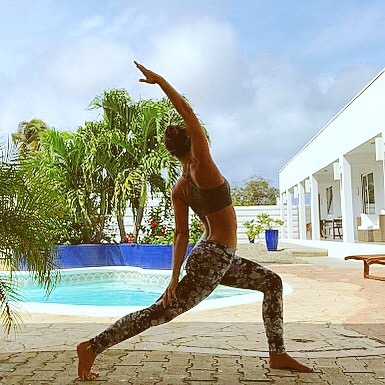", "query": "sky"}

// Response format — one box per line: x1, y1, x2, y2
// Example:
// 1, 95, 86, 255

1, 0, 385, 187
